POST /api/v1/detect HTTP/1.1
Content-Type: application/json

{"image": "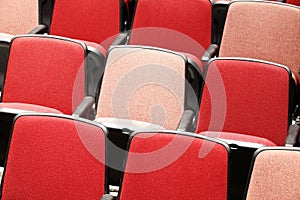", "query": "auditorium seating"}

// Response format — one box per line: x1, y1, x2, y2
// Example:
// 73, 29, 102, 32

218, 1, 300, 85
196, 58, 296, 146
103, 131, 230, 200
0, 113, 107, 199
95, 45, 202, 131
0, 35, 103, 167
0, 0, 38, 36
2, 35, 93, 115
244, 147, 300, 200
127, 0, 212, 72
